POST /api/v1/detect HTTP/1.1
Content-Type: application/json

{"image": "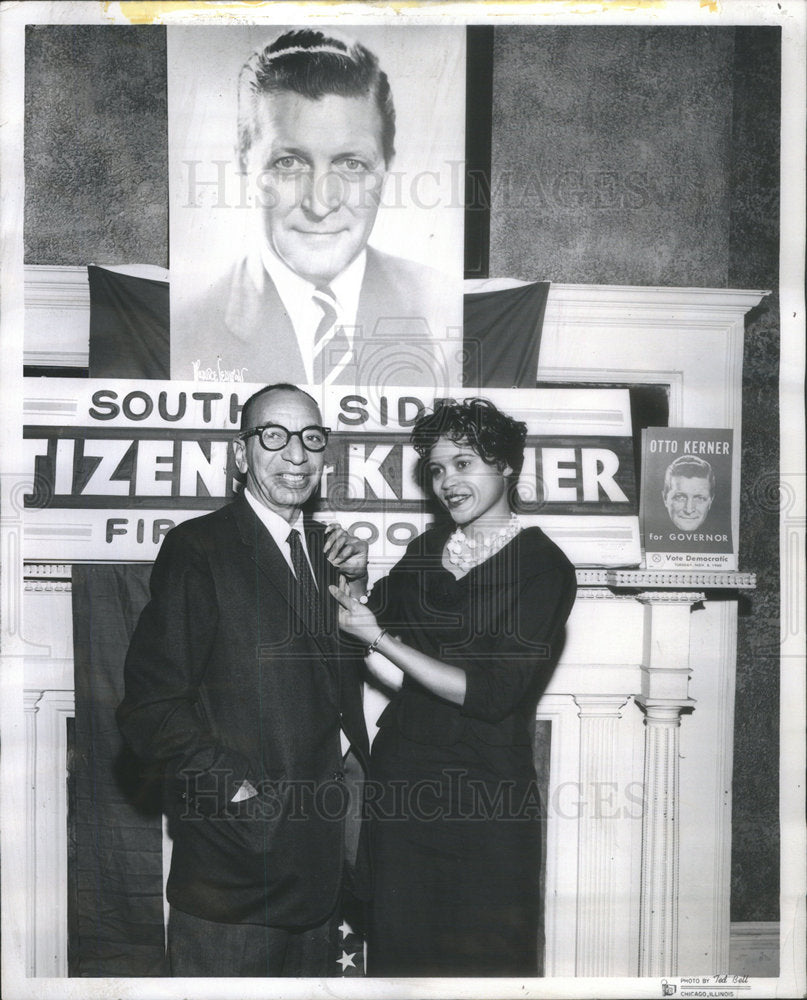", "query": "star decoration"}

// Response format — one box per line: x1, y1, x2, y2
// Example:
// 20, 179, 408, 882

338, 919, 354, 939
337, 949, 357, 972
